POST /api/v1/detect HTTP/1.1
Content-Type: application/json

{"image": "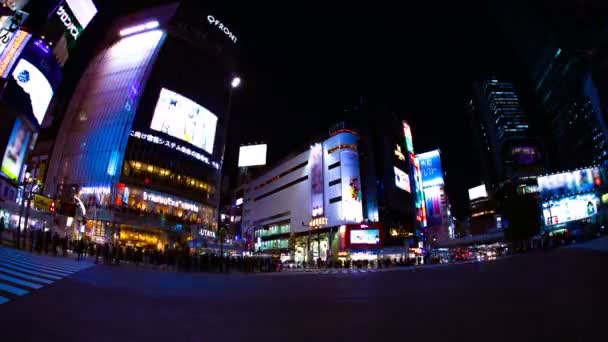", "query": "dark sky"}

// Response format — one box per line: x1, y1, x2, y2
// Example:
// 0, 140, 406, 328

57, 0, 606, 217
